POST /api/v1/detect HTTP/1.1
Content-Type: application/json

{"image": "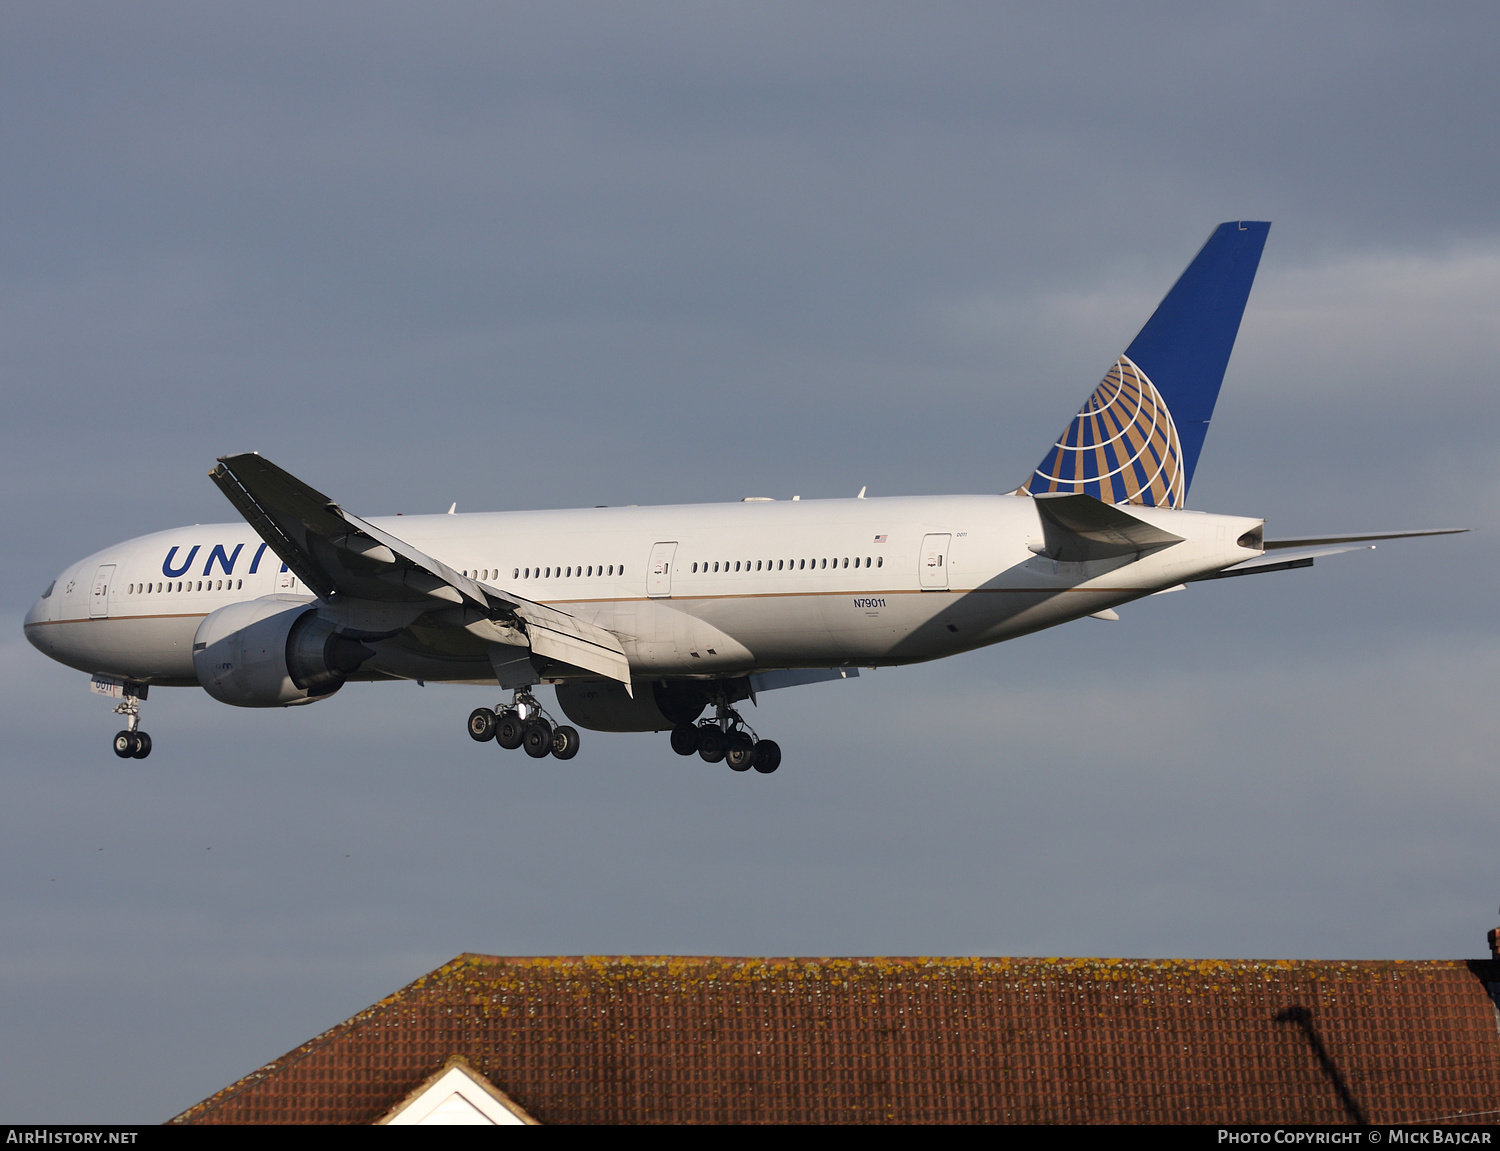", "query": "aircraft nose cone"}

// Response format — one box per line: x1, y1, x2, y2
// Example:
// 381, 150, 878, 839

23, 596, 50, 651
